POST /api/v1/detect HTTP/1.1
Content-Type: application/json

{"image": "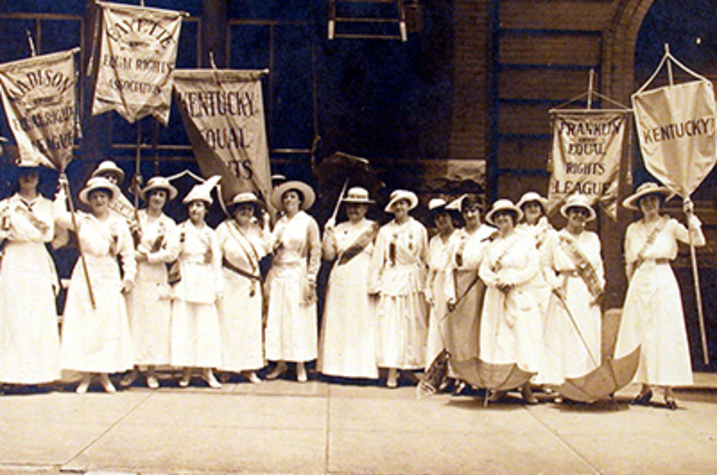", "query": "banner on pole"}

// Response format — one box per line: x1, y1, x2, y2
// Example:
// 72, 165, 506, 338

91, 1, 183, 125
0, 49, 79, 171
632, 80, 716, 198
173, 69, 272, 204
548, 111, 627, 219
